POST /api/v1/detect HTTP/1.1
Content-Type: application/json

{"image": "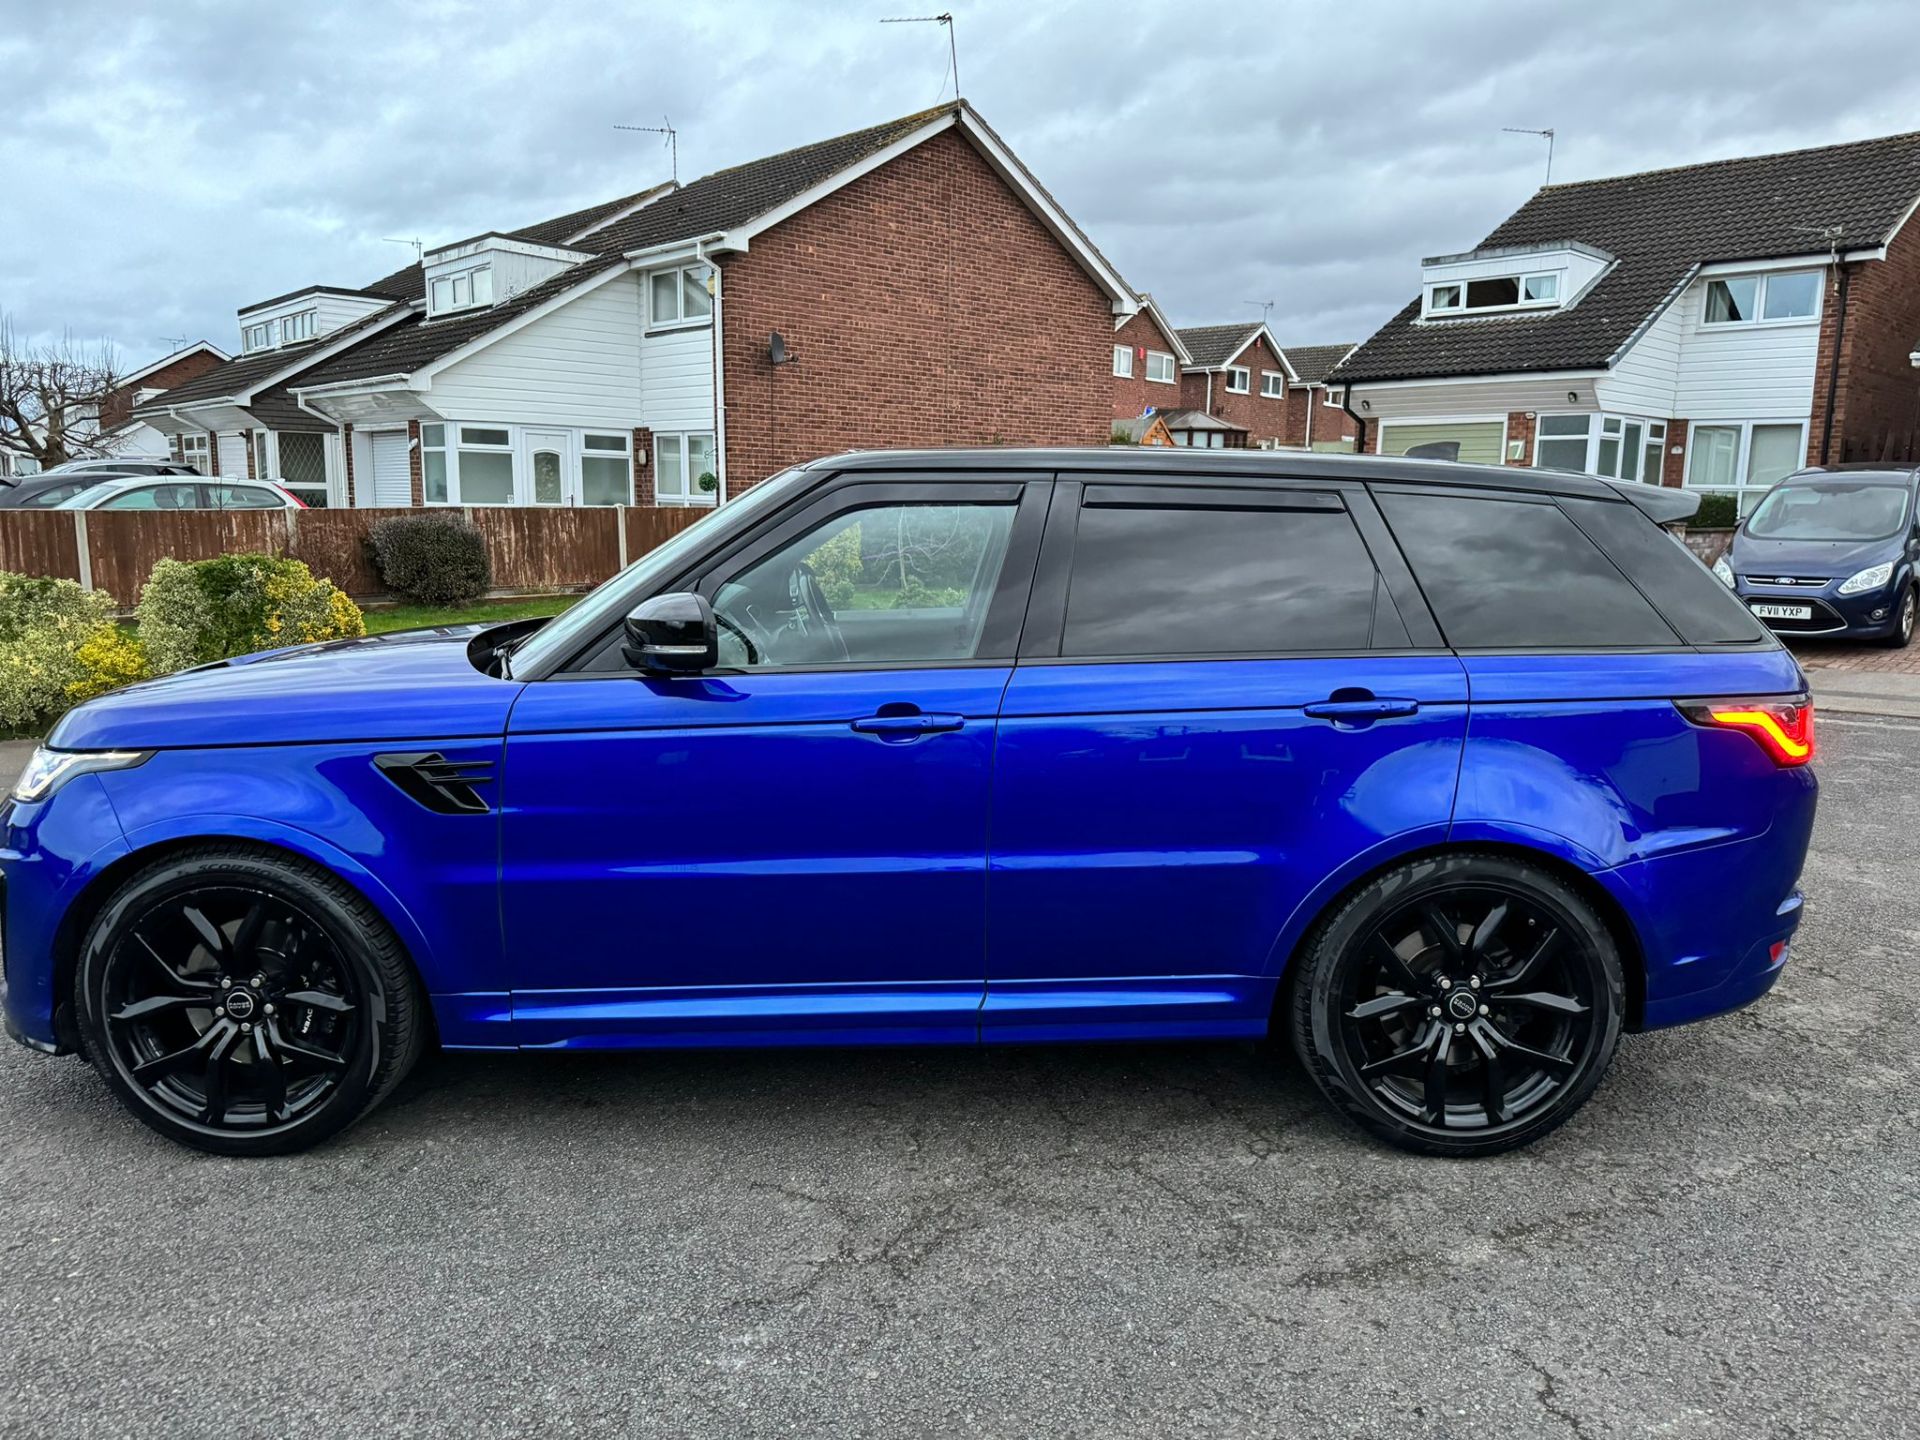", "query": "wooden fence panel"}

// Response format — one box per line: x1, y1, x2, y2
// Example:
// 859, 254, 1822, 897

81, 510, 292, 606
287, 508, 407, 598
624, 505, 705, 563
471, 507, 621, 591
0, 511, 82, 588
